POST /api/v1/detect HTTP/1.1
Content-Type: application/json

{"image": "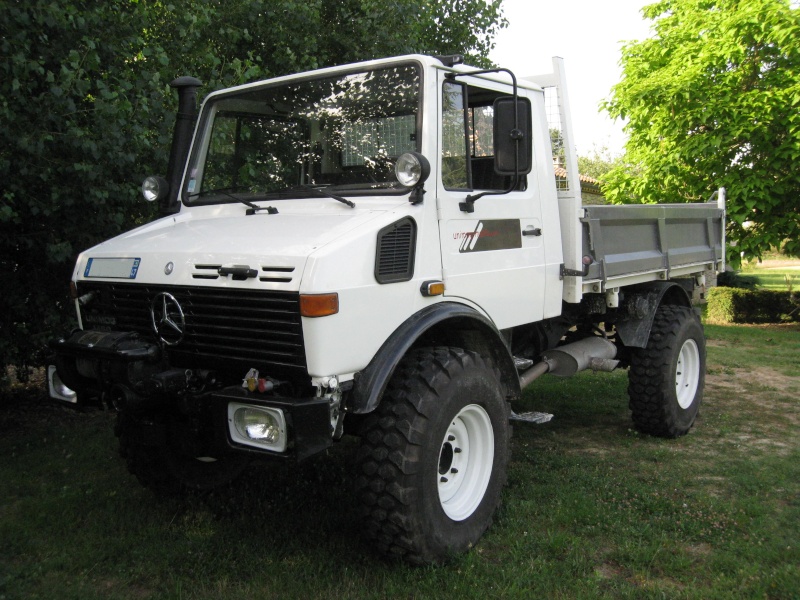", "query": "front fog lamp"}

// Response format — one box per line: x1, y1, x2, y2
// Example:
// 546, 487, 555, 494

228, 403, 287, 452
141, 175, 169, 203
47, 365, 77, 404
395, 152, 431, 188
